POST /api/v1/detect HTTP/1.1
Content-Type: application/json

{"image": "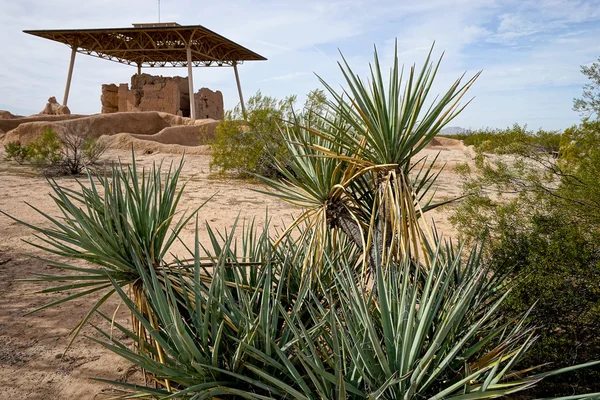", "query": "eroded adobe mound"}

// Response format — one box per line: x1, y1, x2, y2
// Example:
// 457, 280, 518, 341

1, 112, 218, 151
